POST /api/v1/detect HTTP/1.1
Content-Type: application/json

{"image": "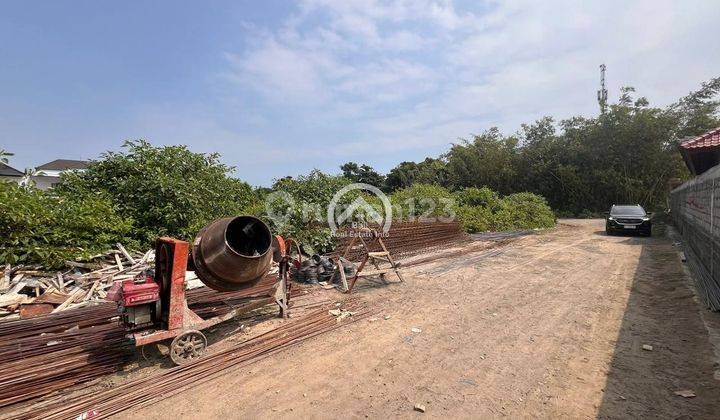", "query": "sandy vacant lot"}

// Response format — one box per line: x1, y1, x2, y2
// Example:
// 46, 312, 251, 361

126, 219, 720, 419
